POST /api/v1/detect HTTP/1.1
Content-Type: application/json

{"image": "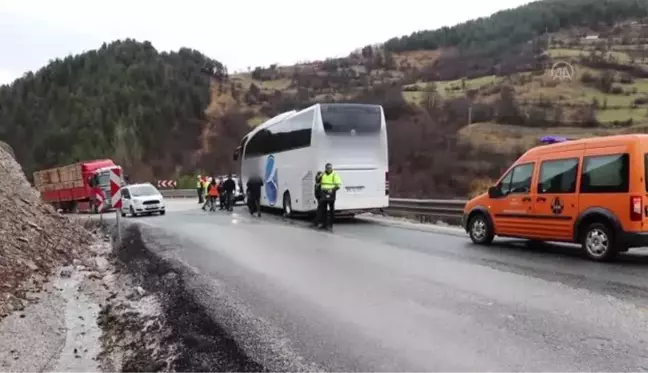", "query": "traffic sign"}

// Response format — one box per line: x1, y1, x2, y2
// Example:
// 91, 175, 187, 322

110, 168, 123, 209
